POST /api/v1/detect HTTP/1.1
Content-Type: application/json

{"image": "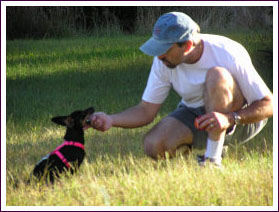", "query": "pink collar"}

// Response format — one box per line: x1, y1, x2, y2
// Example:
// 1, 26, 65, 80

62, 140, 84, 150
51, 140, 85, 168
